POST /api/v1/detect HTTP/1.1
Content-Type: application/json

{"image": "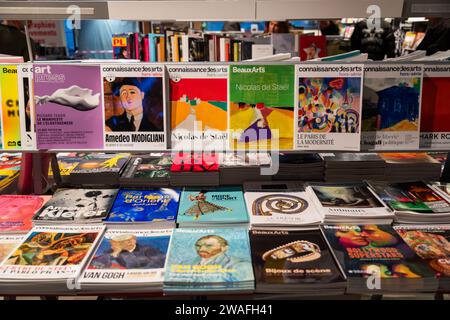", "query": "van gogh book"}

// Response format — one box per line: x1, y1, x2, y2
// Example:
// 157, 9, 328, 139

250, 229, 345, 294
1, 65, 22, 149
296, 64, 364, 151
168, 64, 228, 151
33, 188, 118, 224
18, 63, 36, 150
177, 186, 248, 227
307, 182, 394, 224
80, 228, 172, 292
105, 188, 180, 228
361, 63, 423, 151
0, 224, 105, 294
164, 227, 254, 293
320, 224, 438, 294
102, 63, 166, 150
229, 64, 295, 150
33, 64, 104, 149
419, 63, 450, 149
